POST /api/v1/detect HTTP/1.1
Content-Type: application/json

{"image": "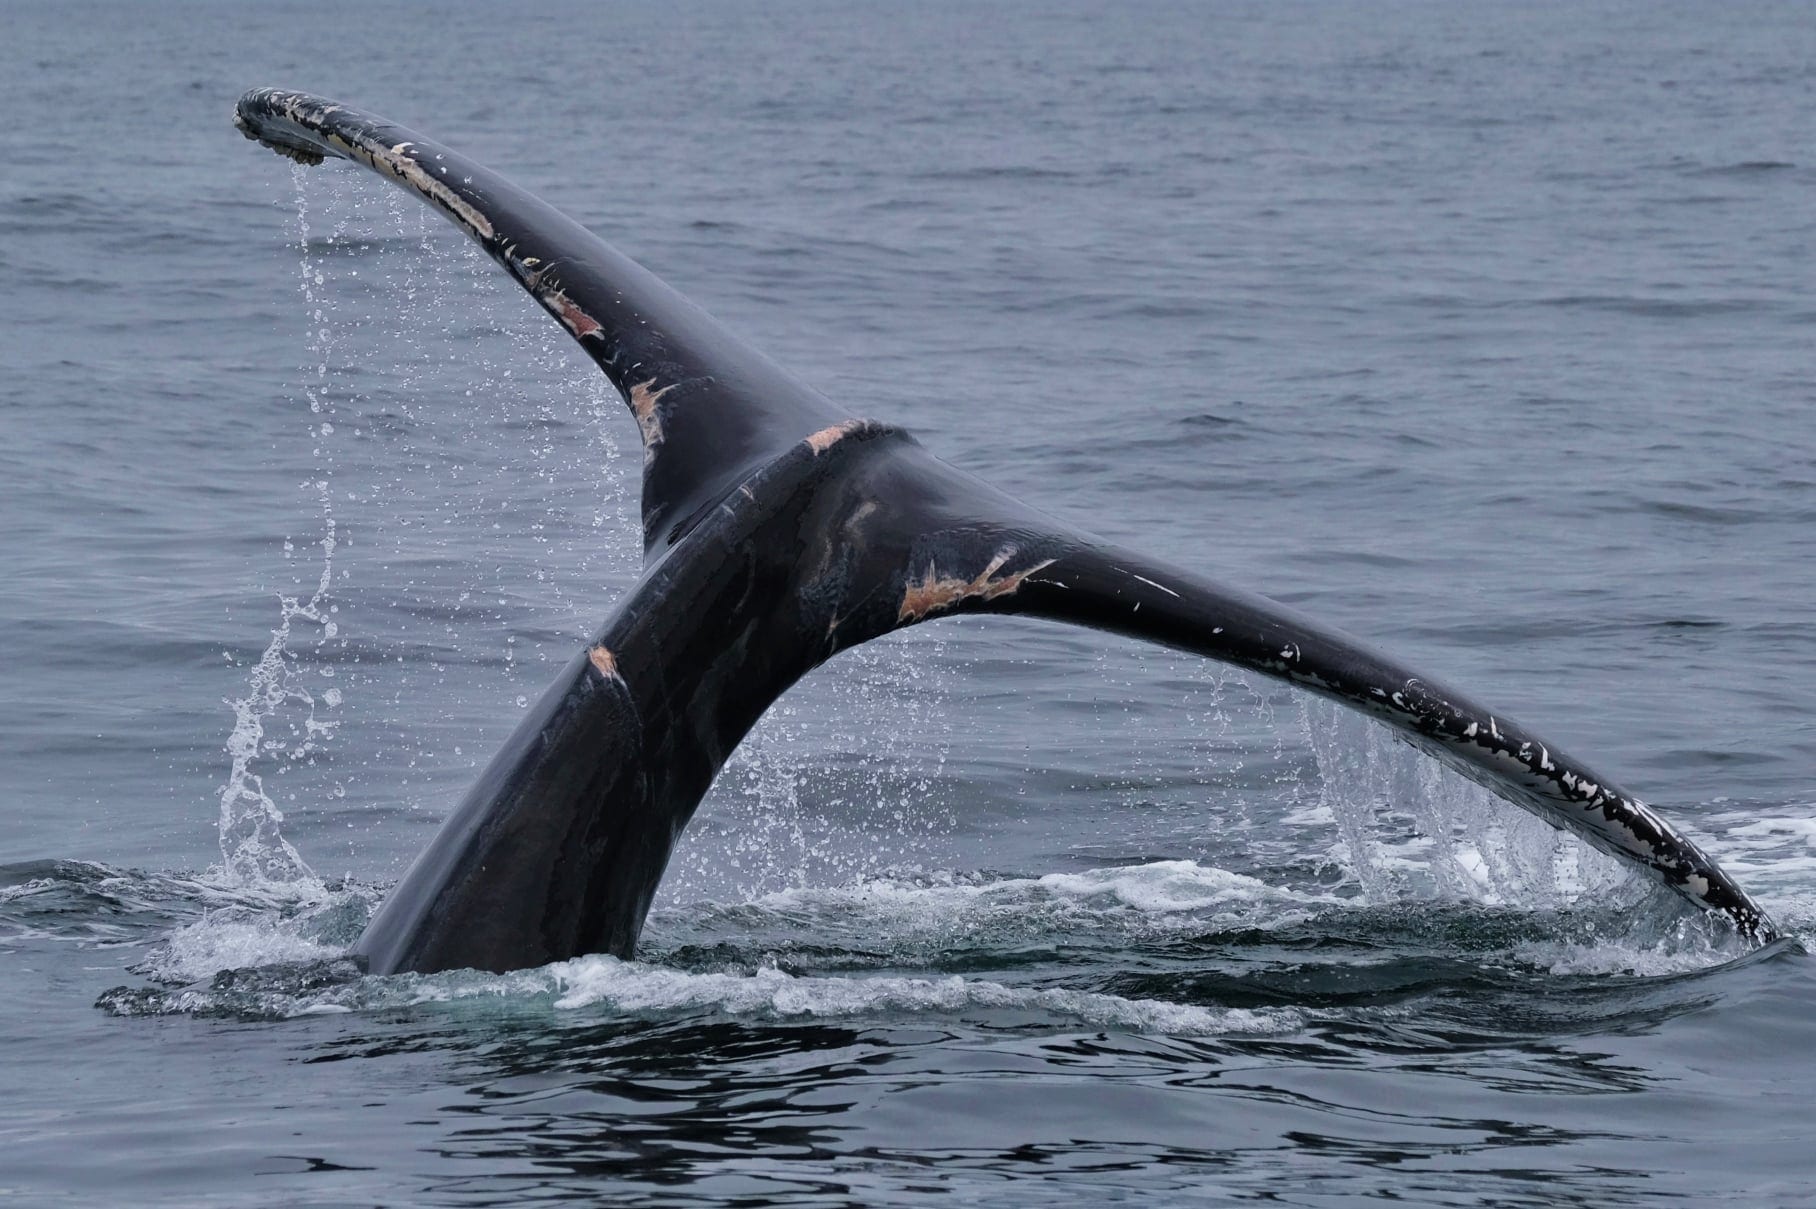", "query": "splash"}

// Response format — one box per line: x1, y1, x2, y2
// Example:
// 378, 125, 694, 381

665, 629, 958, 900
216, 581, 333, 887
215, 171, 349, 890
134, 883, 374, 986
1299, 697, 1636, 909
215, 163, 640, 890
